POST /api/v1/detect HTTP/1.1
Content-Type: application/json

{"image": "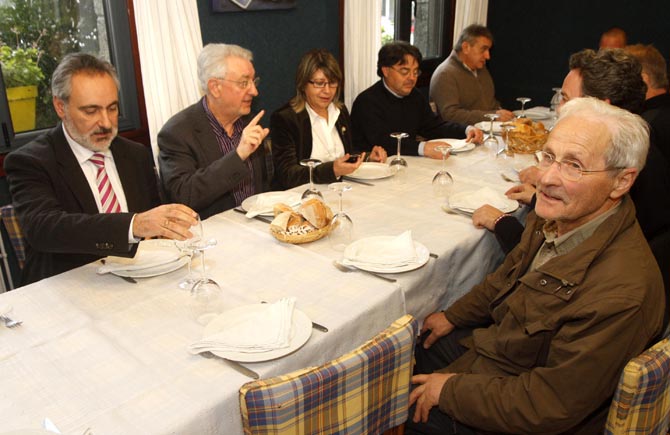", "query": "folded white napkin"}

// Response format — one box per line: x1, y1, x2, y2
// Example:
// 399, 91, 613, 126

450, 187, 512, 211
344, 231, 417, 266
245, 192, 300, 218
188, 298, 296, 354
97, 240, 180, 274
